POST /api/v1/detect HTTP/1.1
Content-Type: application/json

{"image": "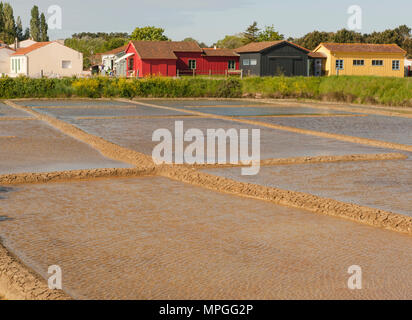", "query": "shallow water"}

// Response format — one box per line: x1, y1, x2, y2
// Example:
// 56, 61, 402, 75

134, 99, 269, 107
181, 106, 352, 116
0, 103, 33, 118
204, 157, 412, 216
0, 120, 130, 174
65, 117, 397, 163
34, 105, 189, 119
1, 177, 412, 299
244, 115, 412, 145
19, 100, 132, 107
